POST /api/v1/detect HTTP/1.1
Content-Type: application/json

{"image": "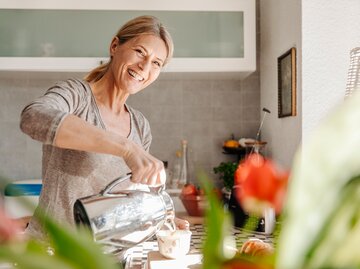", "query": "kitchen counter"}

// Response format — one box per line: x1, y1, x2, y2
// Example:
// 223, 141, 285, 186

175, 211, 205, 225
125, 223, 275, 269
